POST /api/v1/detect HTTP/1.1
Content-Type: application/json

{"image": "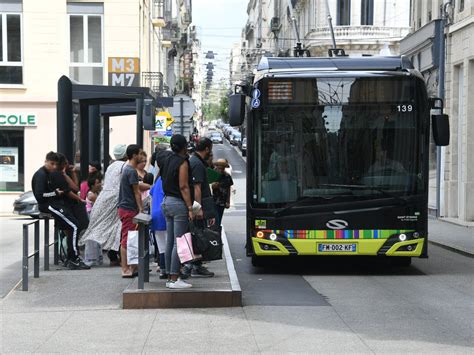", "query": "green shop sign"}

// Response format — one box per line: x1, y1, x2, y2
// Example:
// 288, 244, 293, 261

0, 114, 37, 127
